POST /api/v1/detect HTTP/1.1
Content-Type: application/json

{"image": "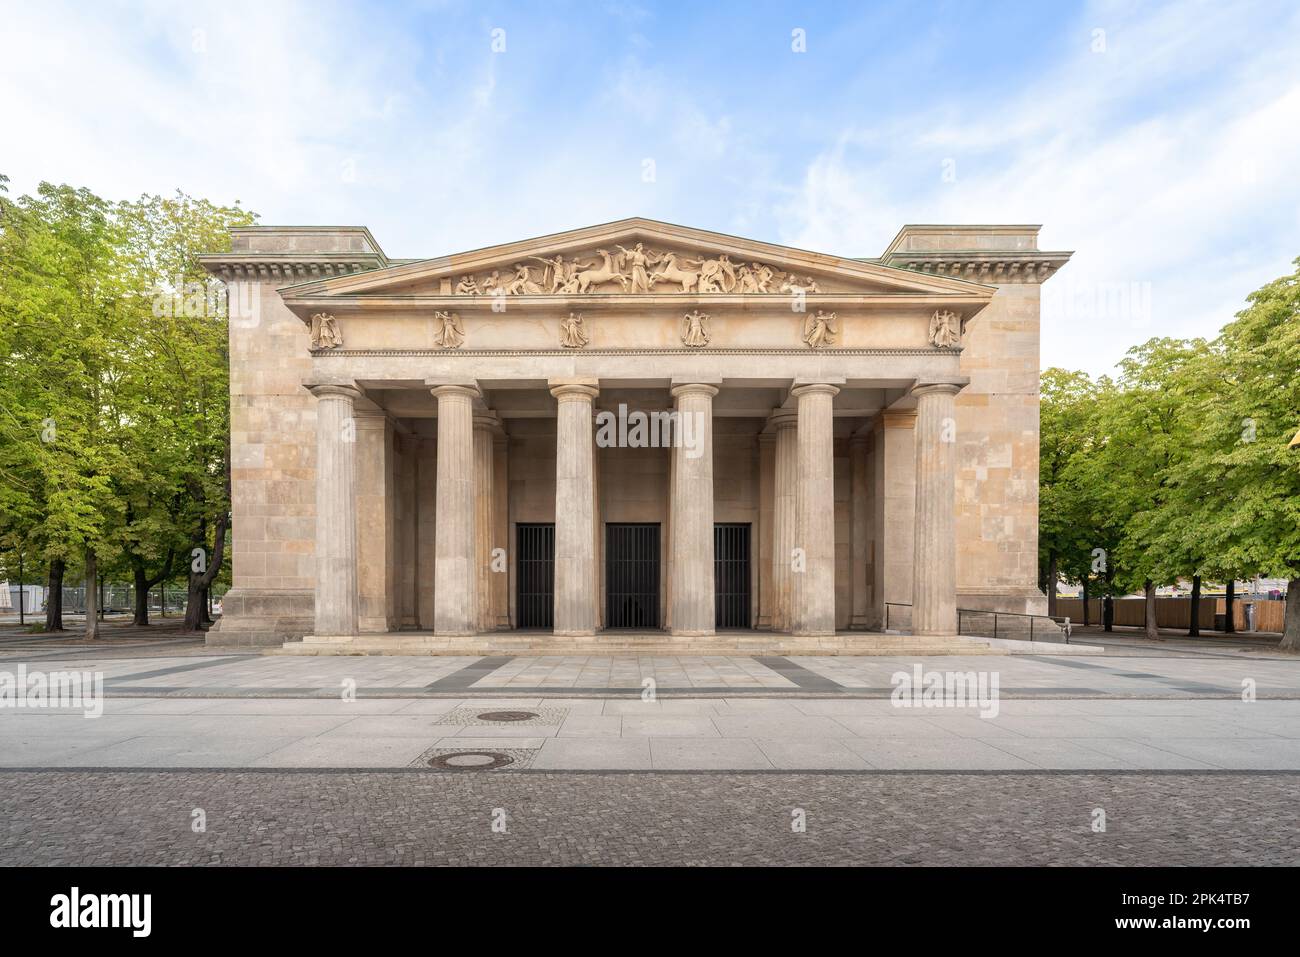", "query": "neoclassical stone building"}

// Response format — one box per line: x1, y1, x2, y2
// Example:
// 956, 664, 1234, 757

200, 218, 1070, 650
